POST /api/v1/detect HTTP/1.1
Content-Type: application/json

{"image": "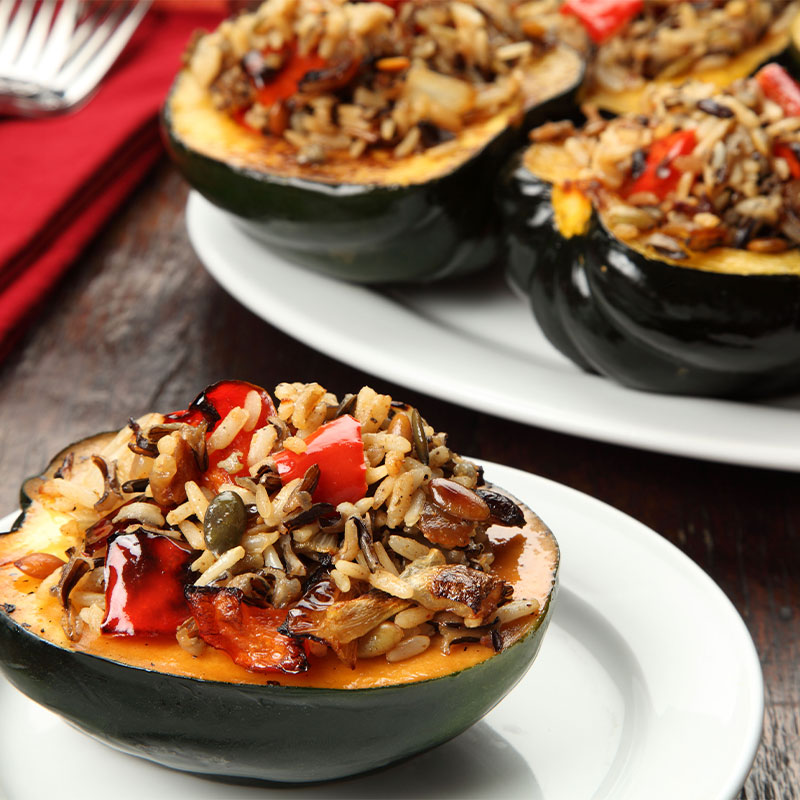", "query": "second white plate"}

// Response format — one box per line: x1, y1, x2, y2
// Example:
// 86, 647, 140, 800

187, 191, 800, 471
0, 463, 762, 799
